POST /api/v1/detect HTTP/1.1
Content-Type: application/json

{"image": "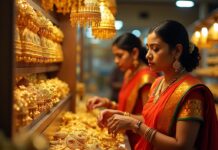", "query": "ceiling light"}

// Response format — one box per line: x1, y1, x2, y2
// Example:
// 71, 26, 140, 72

176, 0, 194, 8
132, 29, 141, 37
115, 20, 123, 30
